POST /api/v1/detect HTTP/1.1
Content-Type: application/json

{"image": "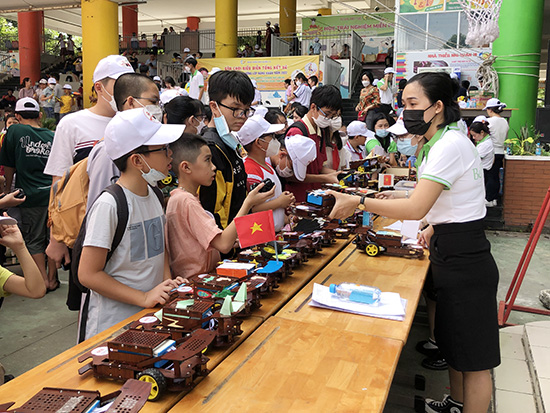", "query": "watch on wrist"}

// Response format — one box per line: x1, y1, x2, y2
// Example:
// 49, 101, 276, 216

357, 194, 367, 210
